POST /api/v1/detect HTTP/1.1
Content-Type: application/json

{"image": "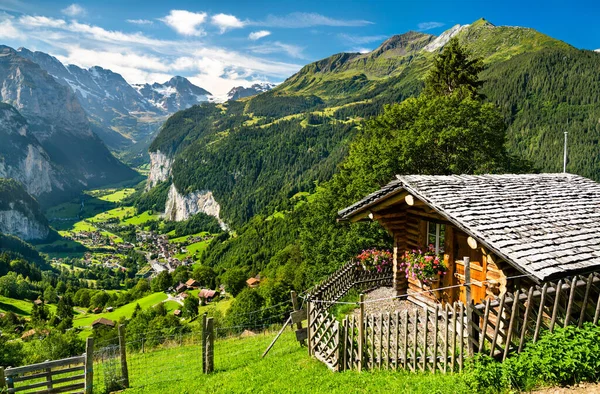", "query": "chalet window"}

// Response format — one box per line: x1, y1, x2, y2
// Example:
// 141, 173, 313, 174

427, 222, 445, 254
